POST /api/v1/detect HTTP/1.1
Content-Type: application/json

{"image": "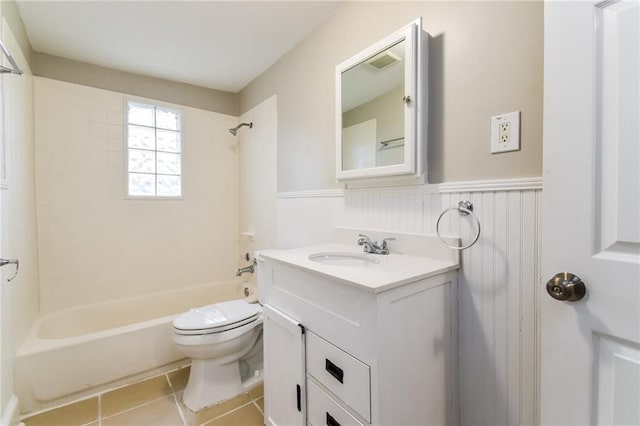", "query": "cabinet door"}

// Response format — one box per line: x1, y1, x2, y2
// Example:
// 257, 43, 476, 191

264, 304, 306, 426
